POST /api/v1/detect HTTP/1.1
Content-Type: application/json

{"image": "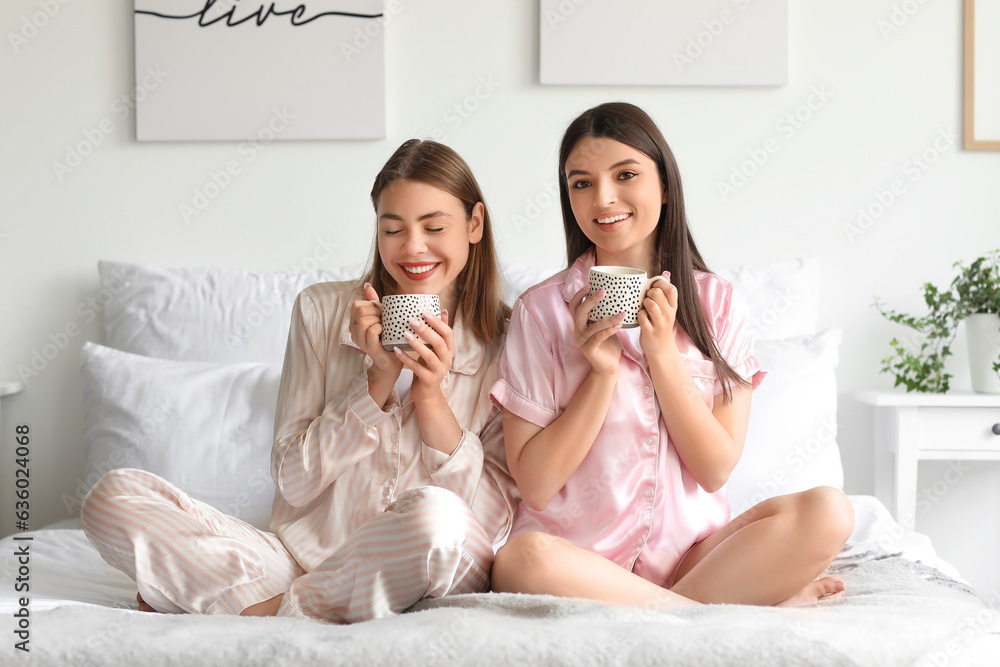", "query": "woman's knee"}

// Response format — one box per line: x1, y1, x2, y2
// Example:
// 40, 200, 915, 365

81, 469, 168, 530
390, 487, 491, 562
82, 468, 135, 520
794, 486, 855, 555
491, 531, 565, 593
